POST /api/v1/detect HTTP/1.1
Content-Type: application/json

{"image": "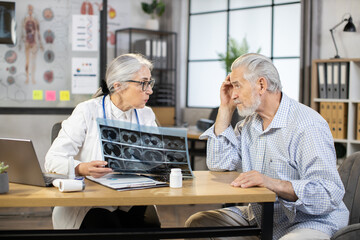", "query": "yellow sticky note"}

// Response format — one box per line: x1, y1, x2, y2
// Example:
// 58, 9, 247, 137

33, 90, 43, 100
60, 90, 70, 101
